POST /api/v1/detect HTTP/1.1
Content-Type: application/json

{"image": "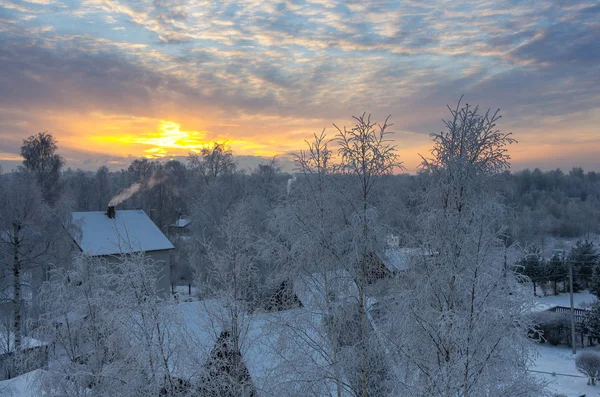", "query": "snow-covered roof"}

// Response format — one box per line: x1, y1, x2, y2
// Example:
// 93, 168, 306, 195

171, 218, 191, 228
294, 269, 357, 310
70, 210, 174, 256
175, 300, 349, 396
381, 247, 432, 272
0, 333, 48, 354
